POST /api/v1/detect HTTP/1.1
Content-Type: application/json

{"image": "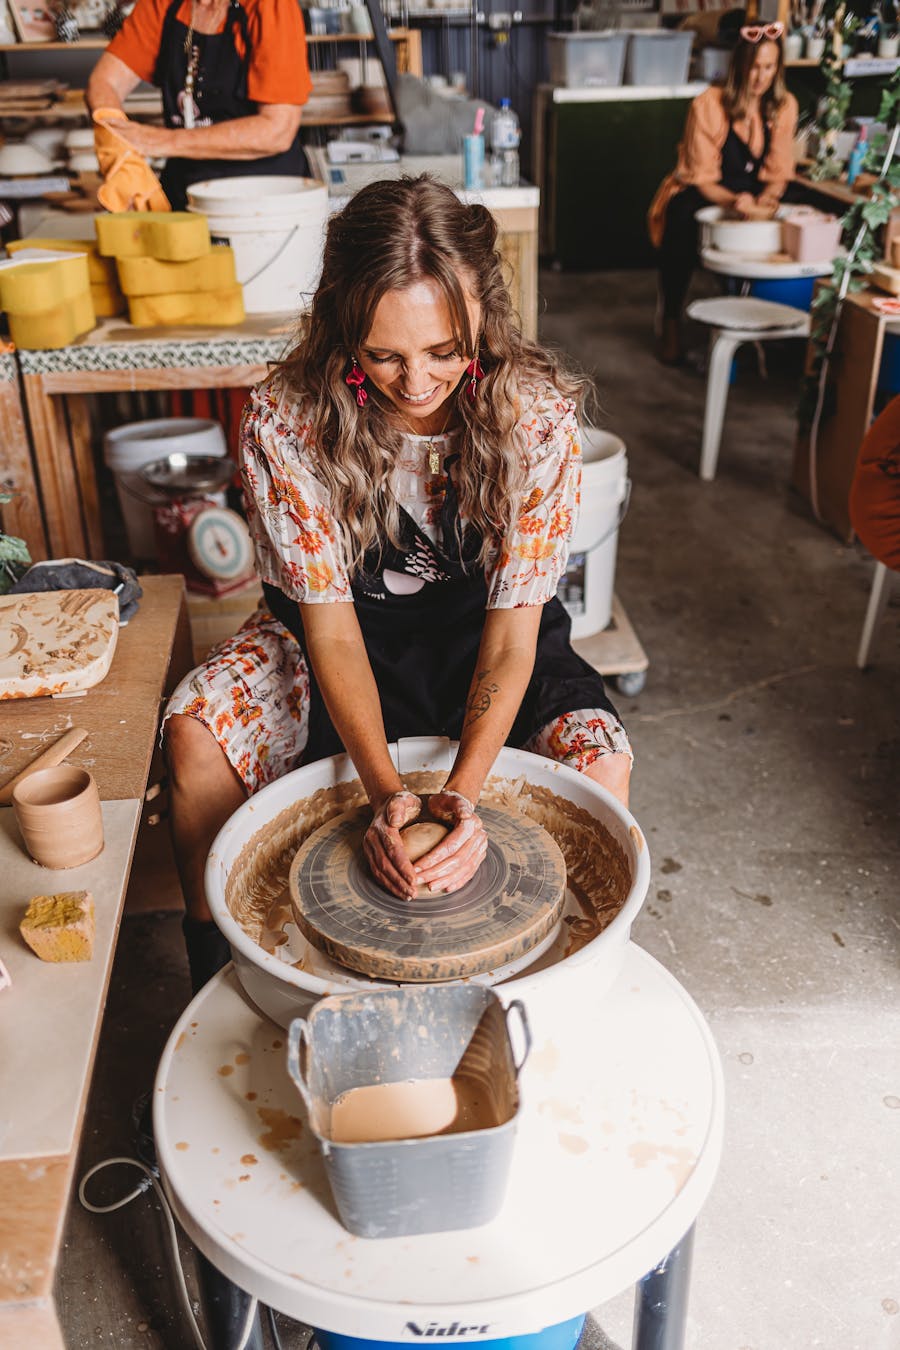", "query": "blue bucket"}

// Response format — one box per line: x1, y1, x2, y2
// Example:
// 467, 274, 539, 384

748, 276, 815, 311
314, 1314, 587, 1350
